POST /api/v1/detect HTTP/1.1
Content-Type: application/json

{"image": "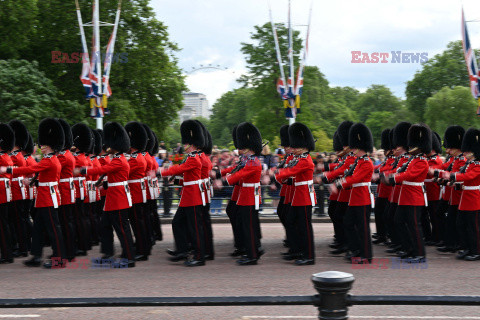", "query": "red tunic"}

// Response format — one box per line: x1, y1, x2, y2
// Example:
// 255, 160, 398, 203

376, 156, 395, 199
199, 153, 212, 203
0, 152, 13, 204
85, 154, 131, 211
91, 156, 102, 201
9, 150, 27, 201
73, 153, 88, 200
392, 155, 429, 206
128, 152, 147, 204
448, 155, 467, 206
160, 153, 203, 207
440, 156, 455, 201
338, 155, 374, 207
221, 160, 243, 202
279, 154, 294, 198
226, 155, 262, 207
322, 153, 356, 203
453, 161, 480, 211
24, 154, 38, 200
275, 153, 316, 206
57, 150, 76, 206
425, 155, 443, 201
143, 152, 154, 201
384, 154, 410, 203
98, 155, 111, 198
10, 154, 61, 208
